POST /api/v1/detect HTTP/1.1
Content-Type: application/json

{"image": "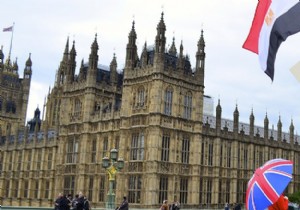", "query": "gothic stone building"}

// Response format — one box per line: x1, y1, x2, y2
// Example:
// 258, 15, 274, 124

1, 13, 300, 209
